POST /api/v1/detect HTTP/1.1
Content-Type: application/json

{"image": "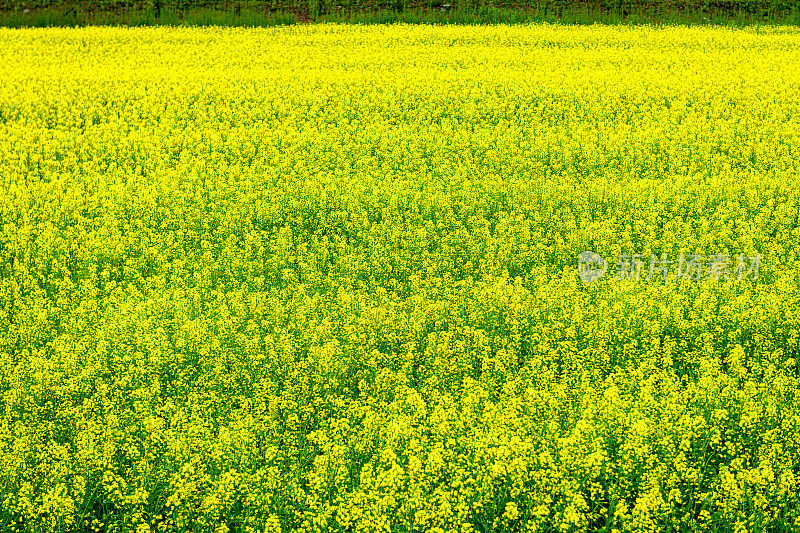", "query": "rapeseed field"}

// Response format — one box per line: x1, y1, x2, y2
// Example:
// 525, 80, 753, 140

1, 23, 800, 533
